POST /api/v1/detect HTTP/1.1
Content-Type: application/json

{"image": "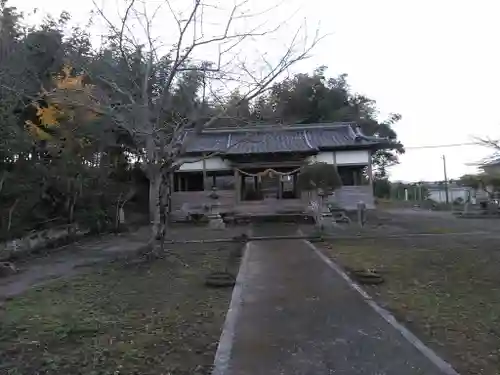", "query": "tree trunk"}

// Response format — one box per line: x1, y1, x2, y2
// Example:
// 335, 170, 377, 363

7, 198, 19, 232
158, 168, 173, 253
148, 170, 162, 250
0, 171, 7, 196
